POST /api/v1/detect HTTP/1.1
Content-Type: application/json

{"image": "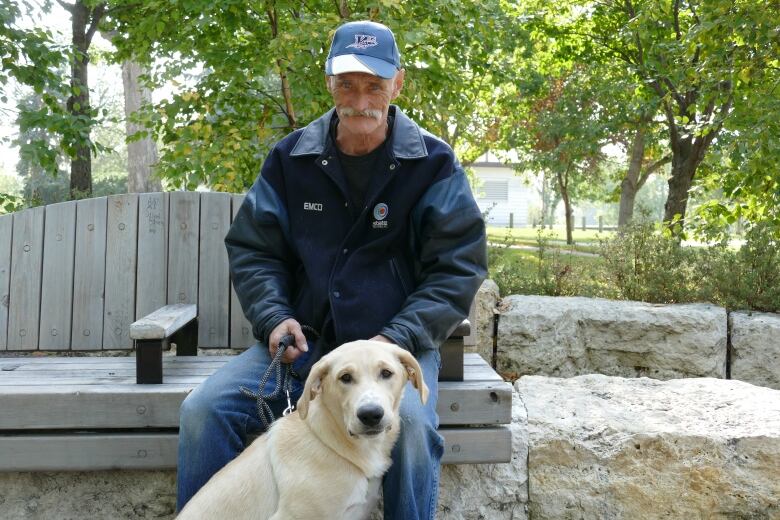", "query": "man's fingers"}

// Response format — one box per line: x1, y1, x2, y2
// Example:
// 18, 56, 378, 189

268, 318, 307, 362
294, 328, 308, 353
